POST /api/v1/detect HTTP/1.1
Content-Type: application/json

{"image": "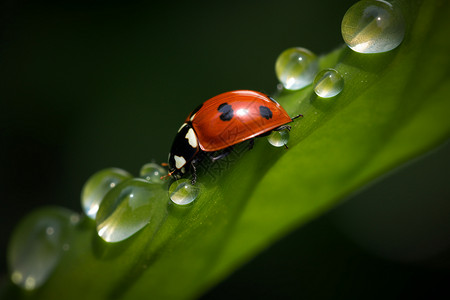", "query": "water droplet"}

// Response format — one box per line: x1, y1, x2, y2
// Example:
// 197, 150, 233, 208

267, 129, 290, 147
81, 168, 132, 220
7, 207, 77, 291
96, 178, 165, 243
275, 47, 318, 90
169, 179, 200, 205
341, 0, 405, 53
140, 163, 167, 183
313, 68, 344, 98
